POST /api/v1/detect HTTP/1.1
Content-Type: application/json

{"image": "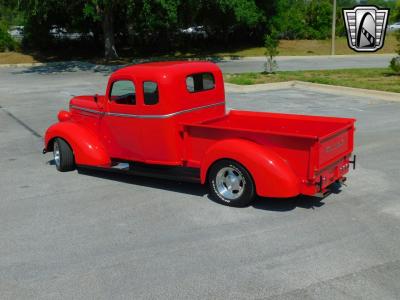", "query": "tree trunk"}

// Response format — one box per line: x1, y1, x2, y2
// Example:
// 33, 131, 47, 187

102, 2, 118, 60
